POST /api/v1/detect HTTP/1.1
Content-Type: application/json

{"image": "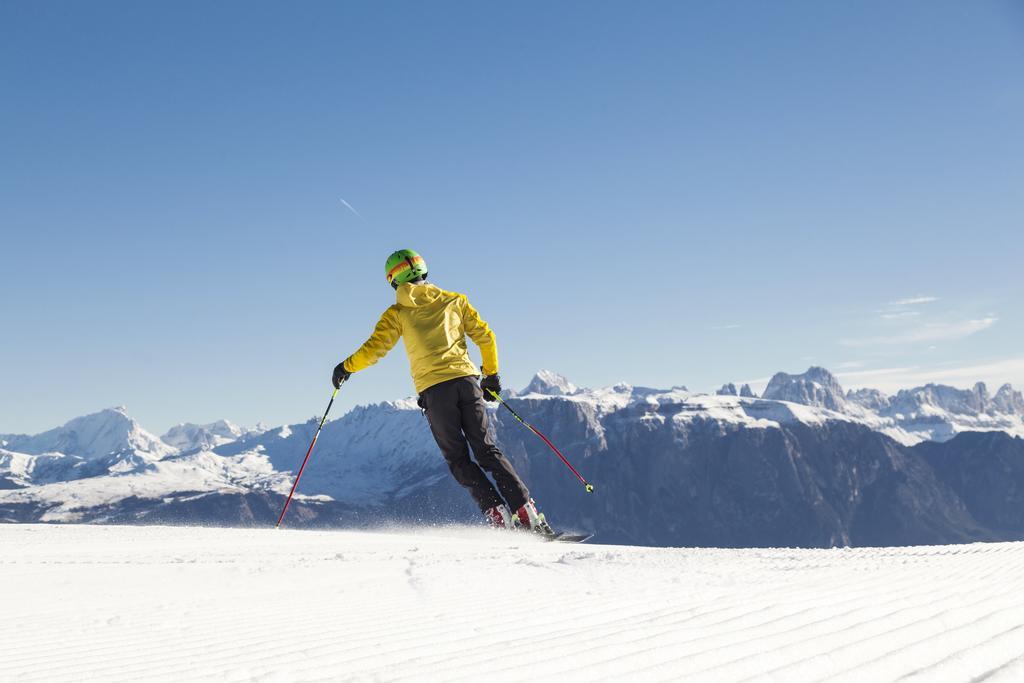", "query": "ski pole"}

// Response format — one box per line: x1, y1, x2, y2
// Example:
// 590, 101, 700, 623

275, 380, 344, 529
486, 389, 595, 493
